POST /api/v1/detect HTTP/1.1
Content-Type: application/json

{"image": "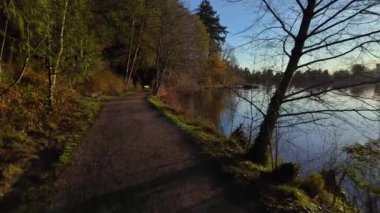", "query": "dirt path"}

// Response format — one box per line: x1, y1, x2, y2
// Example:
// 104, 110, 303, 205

51, 93, 253, 212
